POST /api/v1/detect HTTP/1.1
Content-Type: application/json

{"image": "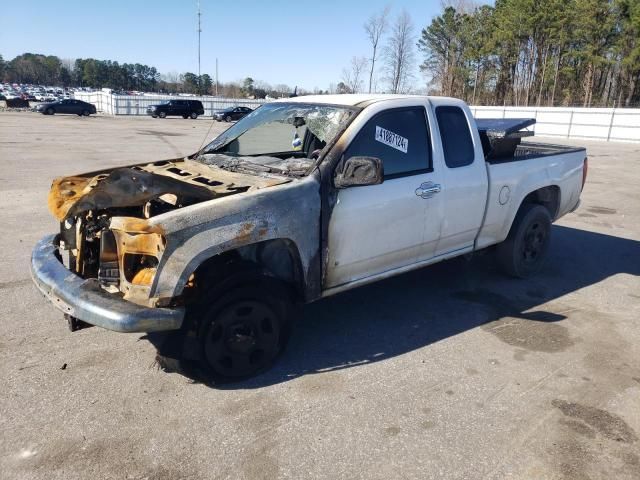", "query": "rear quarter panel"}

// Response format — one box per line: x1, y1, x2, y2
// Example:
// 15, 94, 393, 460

476, 149, 585, 250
